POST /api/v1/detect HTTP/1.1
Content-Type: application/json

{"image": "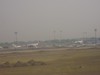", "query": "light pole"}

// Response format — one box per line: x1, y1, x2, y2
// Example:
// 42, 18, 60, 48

59, 30, 62, 47
53, 30, 56, 40
94, 29, 97, 46
83, 32, 87, 44
15, 32, 18, 45
60, 30, 62, 40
